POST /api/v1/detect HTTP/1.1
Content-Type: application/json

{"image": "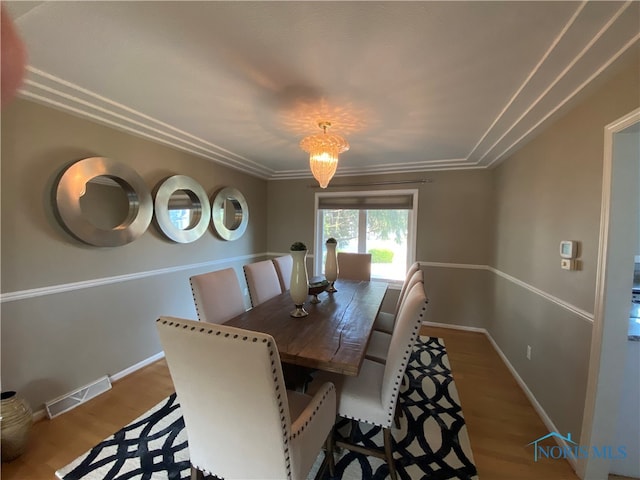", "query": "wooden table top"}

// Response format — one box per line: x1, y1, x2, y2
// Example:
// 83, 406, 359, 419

224, 279, 388, 376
